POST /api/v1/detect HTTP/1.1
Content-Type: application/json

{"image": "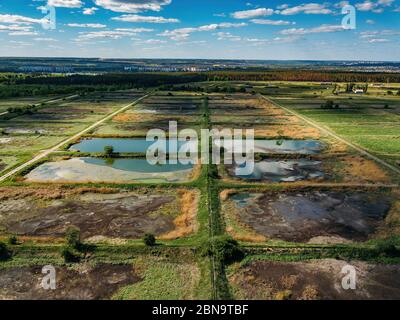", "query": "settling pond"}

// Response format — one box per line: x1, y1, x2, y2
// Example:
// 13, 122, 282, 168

70, 138, 323, 155
70, 138, 196, 153
227, 159, 324, 182
25, 158, 194, 183
227, 192, 393, 243
215, 139, 323, 155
